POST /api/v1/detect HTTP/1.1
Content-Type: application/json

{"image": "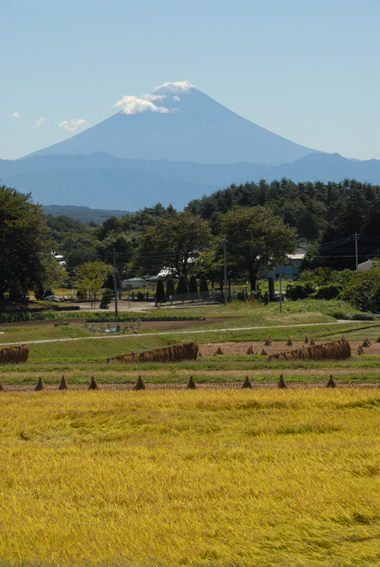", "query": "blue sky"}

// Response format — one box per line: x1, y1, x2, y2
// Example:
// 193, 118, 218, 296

1, 0, 379, 161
